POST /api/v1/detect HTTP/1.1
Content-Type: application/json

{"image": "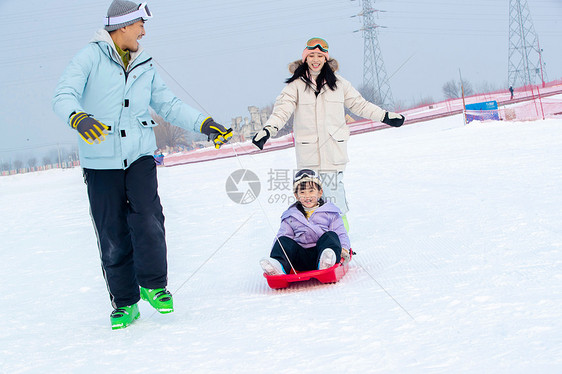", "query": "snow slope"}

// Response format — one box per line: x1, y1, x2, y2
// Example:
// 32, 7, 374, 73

1, 114, 562, 373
